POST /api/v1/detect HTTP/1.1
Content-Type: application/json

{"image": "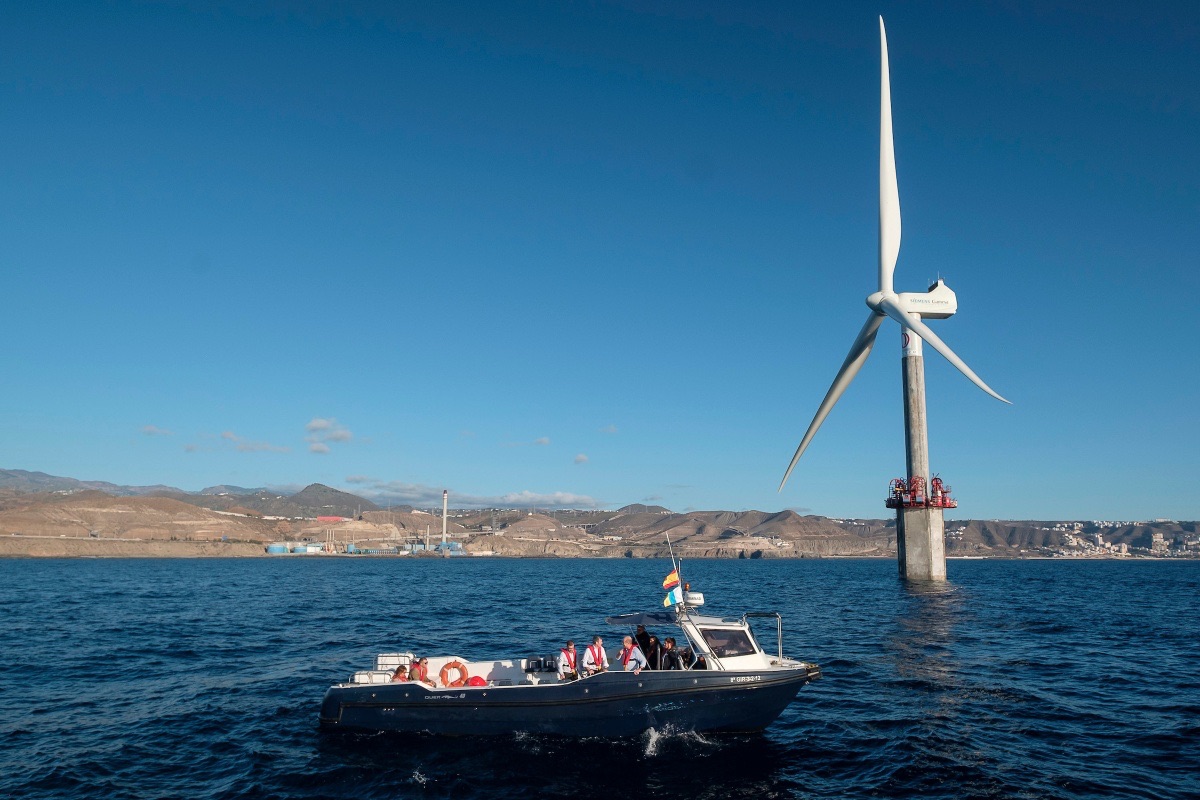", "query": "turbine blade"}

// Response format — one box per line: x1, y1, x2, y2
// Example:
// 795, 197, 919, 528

878, 296, 1011, 404
879, 17, 901, 296
779, 312, 885, 491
